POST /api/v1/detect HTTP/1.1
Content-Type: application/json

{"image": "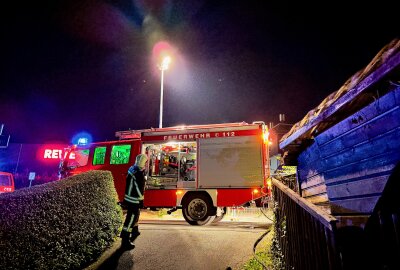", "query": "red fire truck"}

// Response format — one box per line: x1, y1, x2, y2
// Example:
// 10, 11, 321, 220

59, 121, 271, 225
